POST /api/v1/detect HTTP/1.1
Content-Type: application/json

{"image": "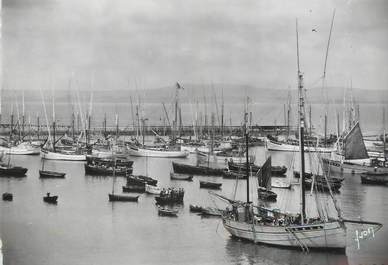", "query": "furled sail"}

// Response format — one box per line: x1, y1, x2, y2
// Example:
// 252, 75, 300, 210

257, 156, 272, 190
343, 122, 369, 160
